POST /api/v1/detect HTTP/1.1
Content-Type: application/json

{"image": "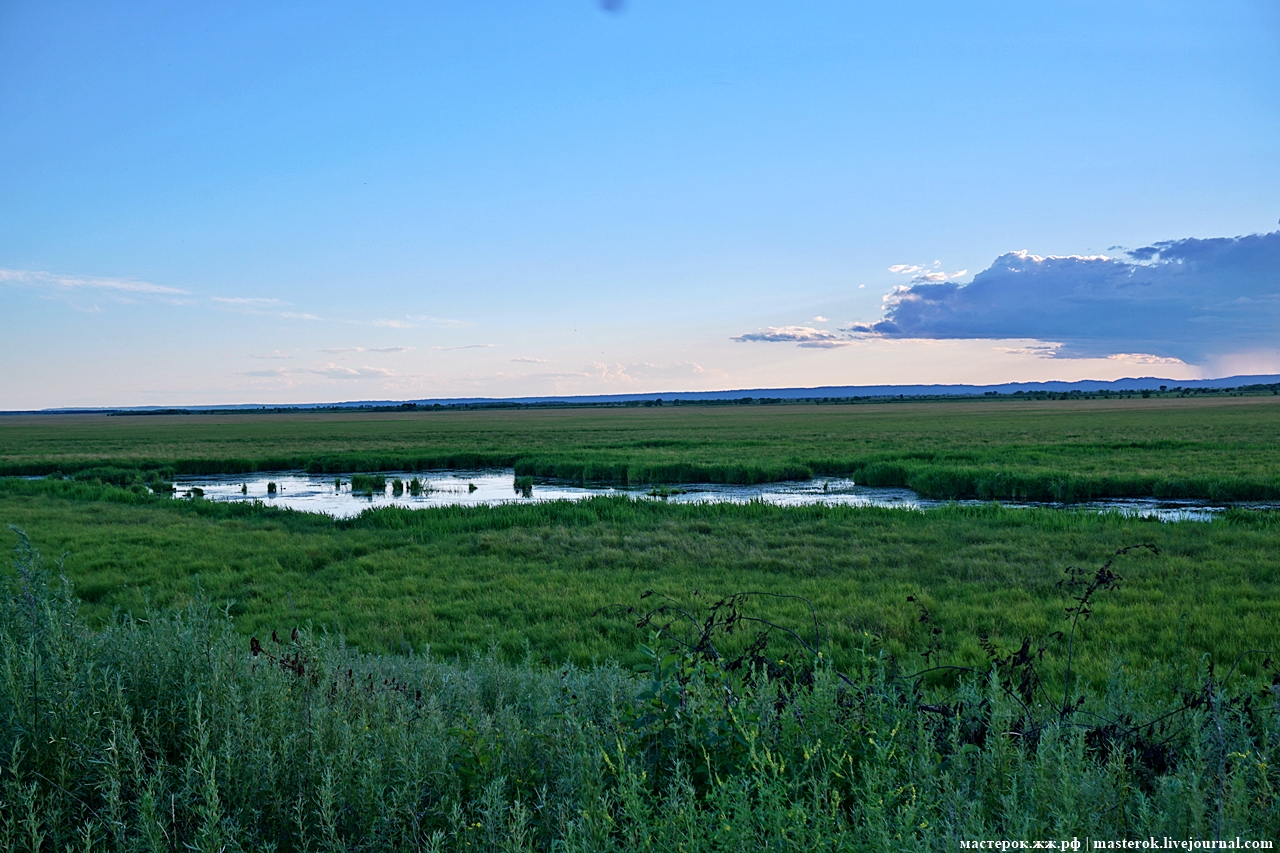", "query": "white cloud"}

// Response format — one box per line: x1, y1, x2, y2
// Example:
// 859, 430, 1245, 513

241, 363, 396, 379
812, 315, 829, 322
311, 364, 396, 378
211, 296, 298, 317
249, 351, 295, 360
799, 340, 858, 349
432, 344, 497, 351
519, 360, 725, 389
512, 356, 548, 363
405, 315, 467, 327
213, 296, 286, 306
0, 268, 189, 296
994, 343, 1062, 359
1, 268, 191, 312
322, 346, 415, 354
888, 264, 967, 283
732, 325, 856, 348
1105, 352, 1187, 365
